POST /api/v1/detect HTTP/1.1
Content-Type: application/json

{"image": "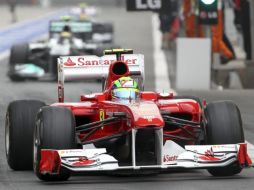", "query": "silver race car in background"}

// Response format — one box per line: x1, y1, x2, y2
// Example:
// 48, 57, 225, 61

8, 18, 117, 81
